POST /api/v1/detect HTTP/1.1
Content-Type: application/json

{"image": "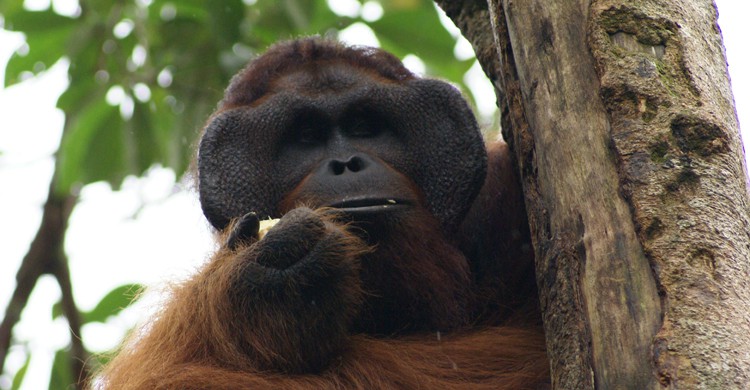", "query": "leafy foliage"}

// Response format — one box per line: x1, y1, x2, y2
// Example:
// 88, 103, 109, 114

47, 350, 73, 390
2, 0, 481, 194
9, 353, 29, 390
52, 284, 144, 324
47, 284, 144, 388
